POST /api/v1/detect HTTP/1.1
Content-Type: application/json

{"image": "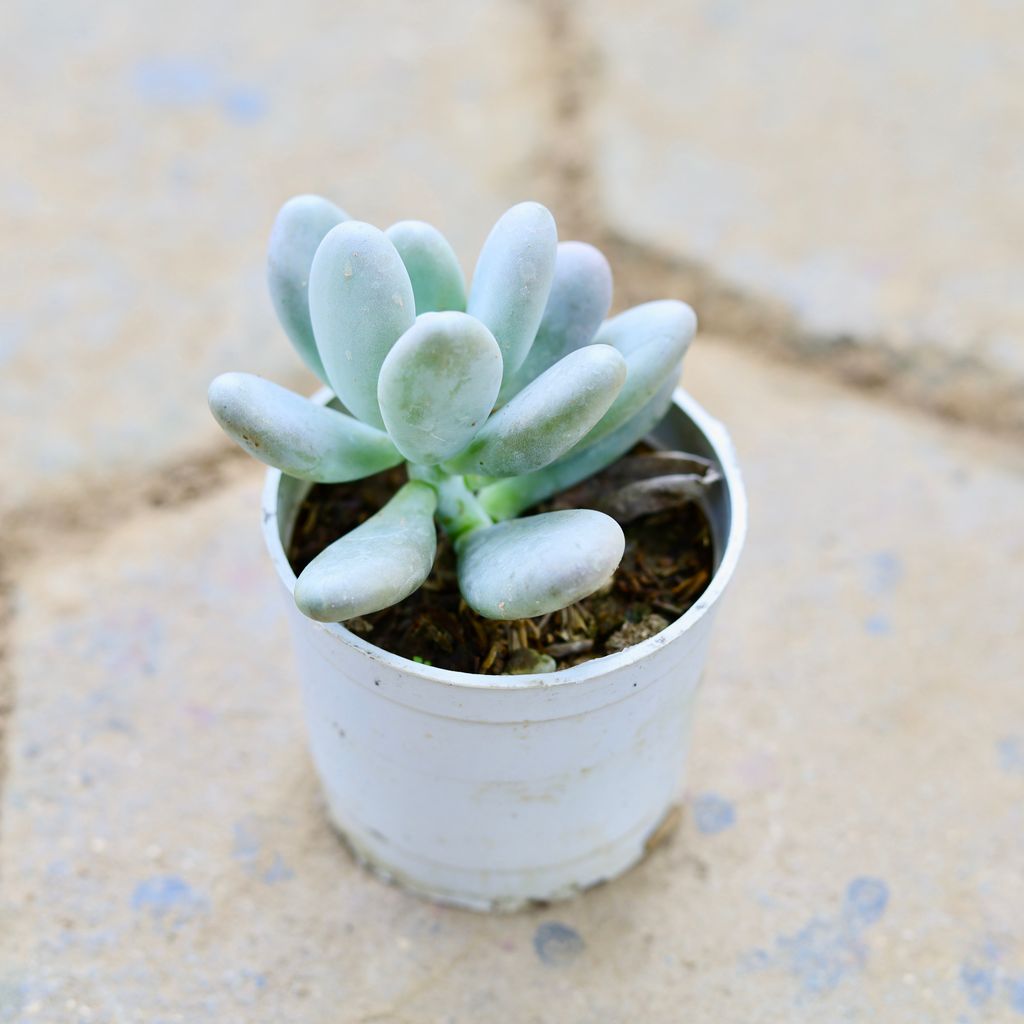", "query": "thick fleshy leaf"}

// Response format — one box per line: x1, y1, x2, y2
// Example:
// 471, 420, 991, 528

267, 195, 349, 381
386, 220, 467, 314
573, 301, 695, 452
457, 509, 625, 620
377, 312, 503, 465
597, 299, 696, 357
294, 482, 437, 622
208, 372, 402, 482
308, 222, 415, 428
478, 370, 679, 520
466, 202, 557, 380
498, 241, 612, 401
445, 344, 626, 477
